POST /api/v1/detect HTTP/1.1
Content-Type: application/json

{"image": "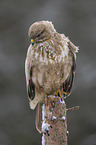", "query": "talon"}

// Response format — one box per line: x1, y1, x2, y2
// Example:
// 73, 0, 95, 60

55, 89, 67, 98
